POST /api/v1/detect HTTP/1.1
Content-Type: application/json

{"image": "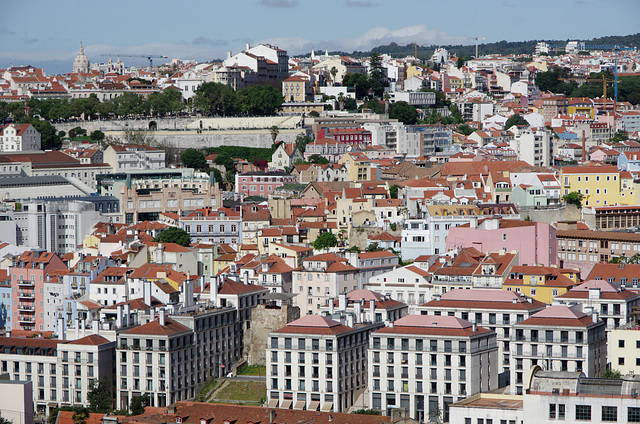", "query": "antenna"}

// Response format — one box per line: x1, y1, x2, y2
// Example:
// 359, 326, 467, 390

473, 37, 486, 59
